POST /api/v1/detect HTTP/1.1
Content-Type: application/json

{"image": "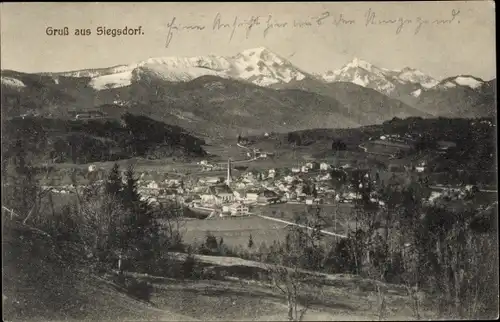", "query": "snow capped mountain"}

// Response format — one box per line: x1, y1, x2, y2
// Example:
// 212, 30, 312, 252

321, 58, 440, 96
37, 48, 489, 97
390, 67, 439, 89
436, 75, 485, 90
322, 58, 396, 94
62, 47, 310, 90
